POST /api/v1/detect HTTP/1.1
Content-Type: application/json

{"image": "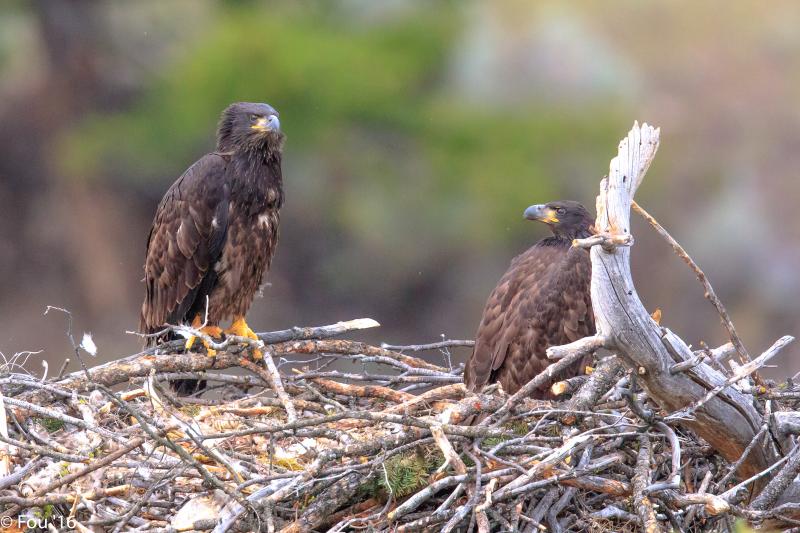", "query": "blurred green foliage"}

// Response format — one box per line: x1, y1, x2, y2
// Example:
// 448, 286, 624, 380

1, 0, 798, 382
58, 2, 624, 248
